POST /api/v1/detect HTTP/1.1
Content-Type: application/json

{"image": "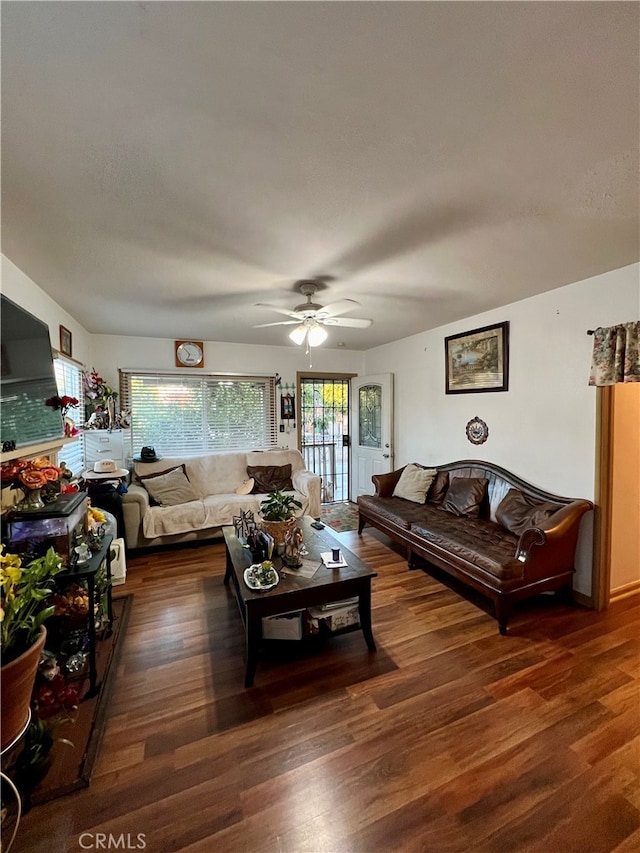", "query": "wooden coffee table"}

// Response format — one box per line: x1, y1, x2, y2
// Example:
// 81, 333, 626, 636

223, 516, 377, 686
